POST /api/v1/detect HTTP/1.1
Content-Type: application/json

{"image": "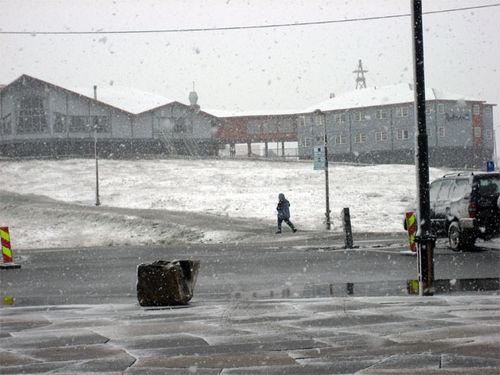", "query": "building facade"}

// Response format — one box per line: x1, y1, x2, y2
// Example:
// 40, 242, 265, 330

0, 75, 220, 157
0, 76, 495, 168
298, 85, 495, 168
